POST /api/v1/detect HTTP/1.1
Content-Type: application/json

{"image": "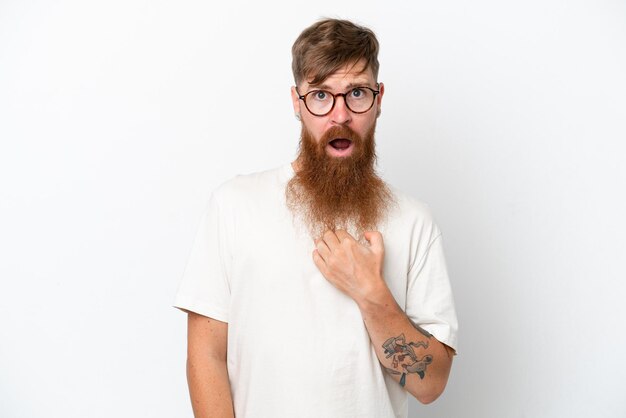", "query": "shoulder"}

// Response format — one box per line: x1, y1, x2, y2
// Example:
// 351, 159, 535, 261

387, 185, 436, 225
384, 185, 442, 242
211, 164, 289, 204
